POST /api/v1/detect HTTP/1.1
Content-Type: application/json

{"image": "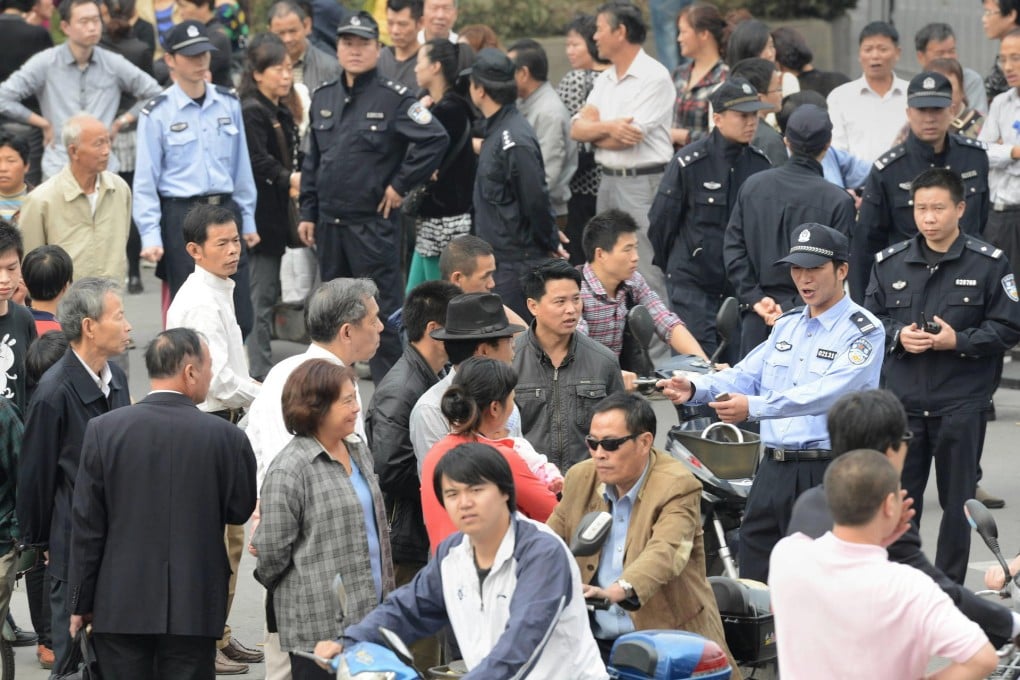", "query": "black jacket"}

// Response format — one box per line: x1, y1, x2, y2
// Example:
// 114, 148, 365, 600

68, 392, 256, 636
852, 132, 990, 300
648, 128, 772, 295
100, 33, 154, 117
866, 233, 1020, 415
365, 344, 440, 564
301, 69, 449, 223
788, 485, 1014, 647
420, 91, 476, 219
16, 350, 131, 581
473, 103, 558, 260
725, 154, 856, 310
242, 91, 298, 257
0, 15, 52, 115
